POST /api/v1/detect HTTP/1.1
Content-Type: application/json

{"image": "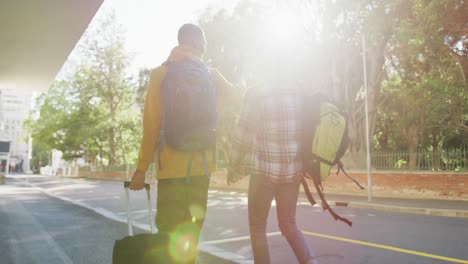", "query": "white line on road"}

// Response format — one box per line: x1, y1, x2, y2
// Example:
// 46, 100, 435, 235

17, 178, 155, 233
117, 209, 156, 215
2, 199, 73, 264
203, 232, 282, 245
16, 177, 253, 264
302, 231, 468, 264
75, 196, 121, 202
